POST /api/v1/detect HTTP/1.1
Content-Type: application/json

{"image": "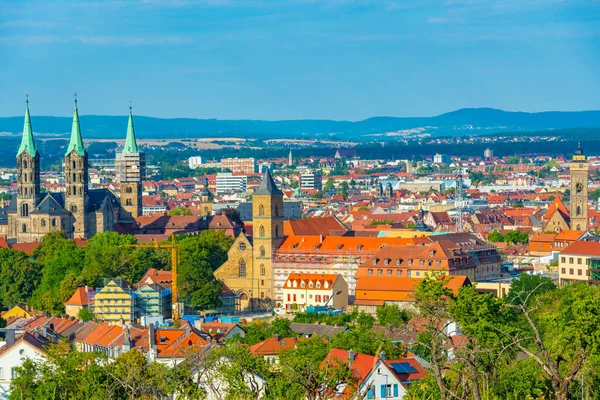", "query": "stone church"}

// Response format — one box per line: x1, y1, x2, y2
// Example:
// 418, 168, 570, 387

544, 144, 589, 232
214, 169, 284, 311
7, 99, 144, 243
